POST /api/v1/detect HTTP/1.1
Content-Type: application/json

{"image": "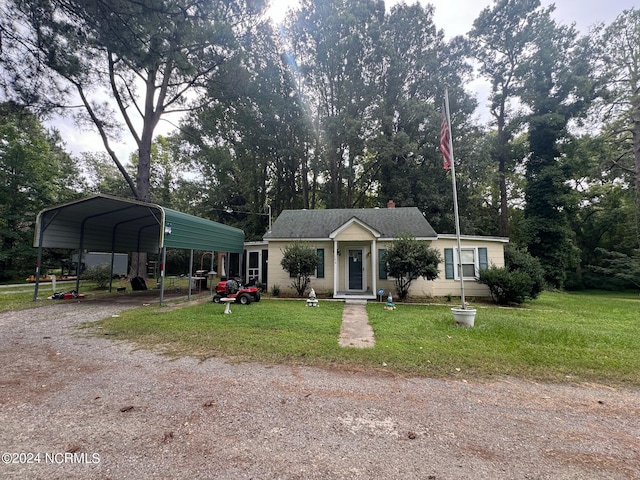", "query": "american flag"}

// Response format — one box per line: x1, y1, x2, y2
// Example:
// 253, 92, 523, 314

440, 110, 452, 171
